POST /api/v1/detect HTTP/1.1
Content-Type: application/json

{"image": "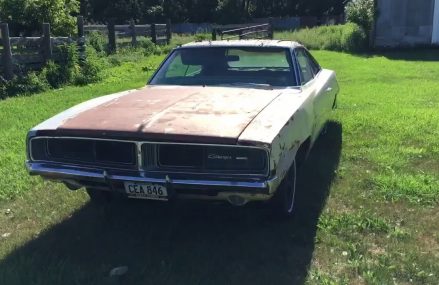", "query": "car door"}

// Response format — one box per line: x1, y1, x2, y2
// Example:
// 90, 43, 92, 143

295, 48, 337, 139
